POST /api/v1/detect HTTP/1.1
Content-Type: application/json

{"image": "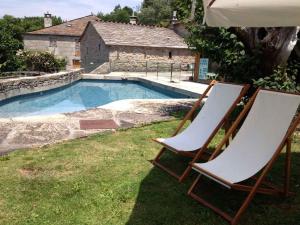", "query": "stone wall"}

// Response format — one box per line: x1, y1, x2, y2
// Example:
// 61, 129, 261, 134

80, 24, 109, 73
79, 23, 194, 74
109, 46, 194, 72
109, 45, 194, 66
23, 34, 80, 69
110, 60, 186, 72
0, 69, 83, 101
89, 45, 194, 73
